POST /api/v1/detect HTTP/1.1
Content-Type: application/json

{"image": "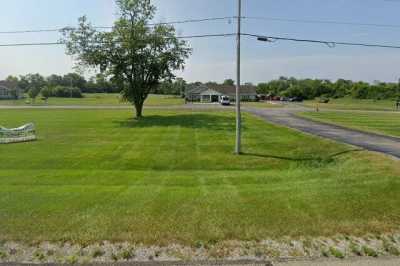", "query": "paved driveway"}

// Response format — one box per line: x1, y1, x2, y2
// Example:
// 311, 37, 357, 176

245, 107, 400, 159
